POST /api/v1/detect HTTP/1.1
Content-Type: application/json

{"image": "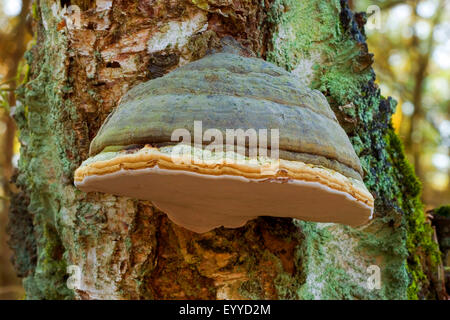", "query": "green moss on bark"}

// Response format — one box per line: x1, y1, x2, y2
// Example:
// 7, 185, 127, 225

11, 0, 76, 299
434, 206, 450, 218
266, 0, 441, 299
386, 131, 441, 299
